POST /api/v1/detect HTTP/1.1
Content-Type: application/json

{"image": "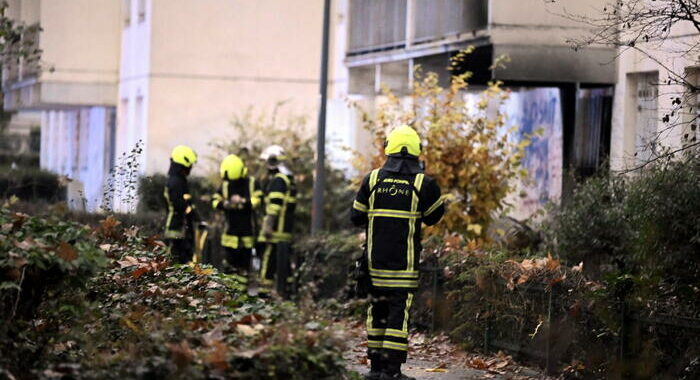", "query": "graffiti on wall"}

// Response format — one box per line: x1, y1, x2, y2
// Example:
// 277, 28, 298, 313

503, 88, 563, 219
